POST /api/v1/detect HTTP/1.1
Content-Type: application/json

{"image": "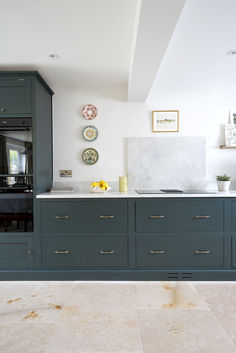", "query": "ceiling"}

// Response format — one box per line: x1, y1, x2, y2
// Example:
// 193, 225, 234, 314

0, 0, 186, 100
0, 0, 137, 87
